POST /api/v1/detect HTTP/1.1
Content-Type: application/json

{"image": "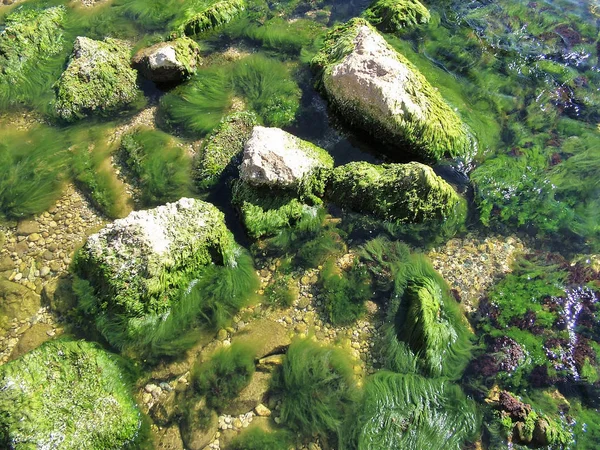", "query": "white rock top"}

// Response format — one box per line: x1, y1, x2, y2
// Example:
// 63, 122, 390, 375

239, 126, 333, 187
327, 25, 428, 126
148, 45, 180, 71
